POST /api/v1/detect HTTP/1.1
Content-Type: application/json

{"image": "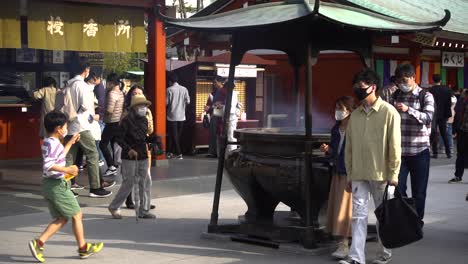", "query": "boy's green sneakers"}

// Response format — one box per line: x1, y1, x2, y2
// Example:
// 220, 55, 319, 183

78, 242, 104, 259
28, 239, 45, 263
